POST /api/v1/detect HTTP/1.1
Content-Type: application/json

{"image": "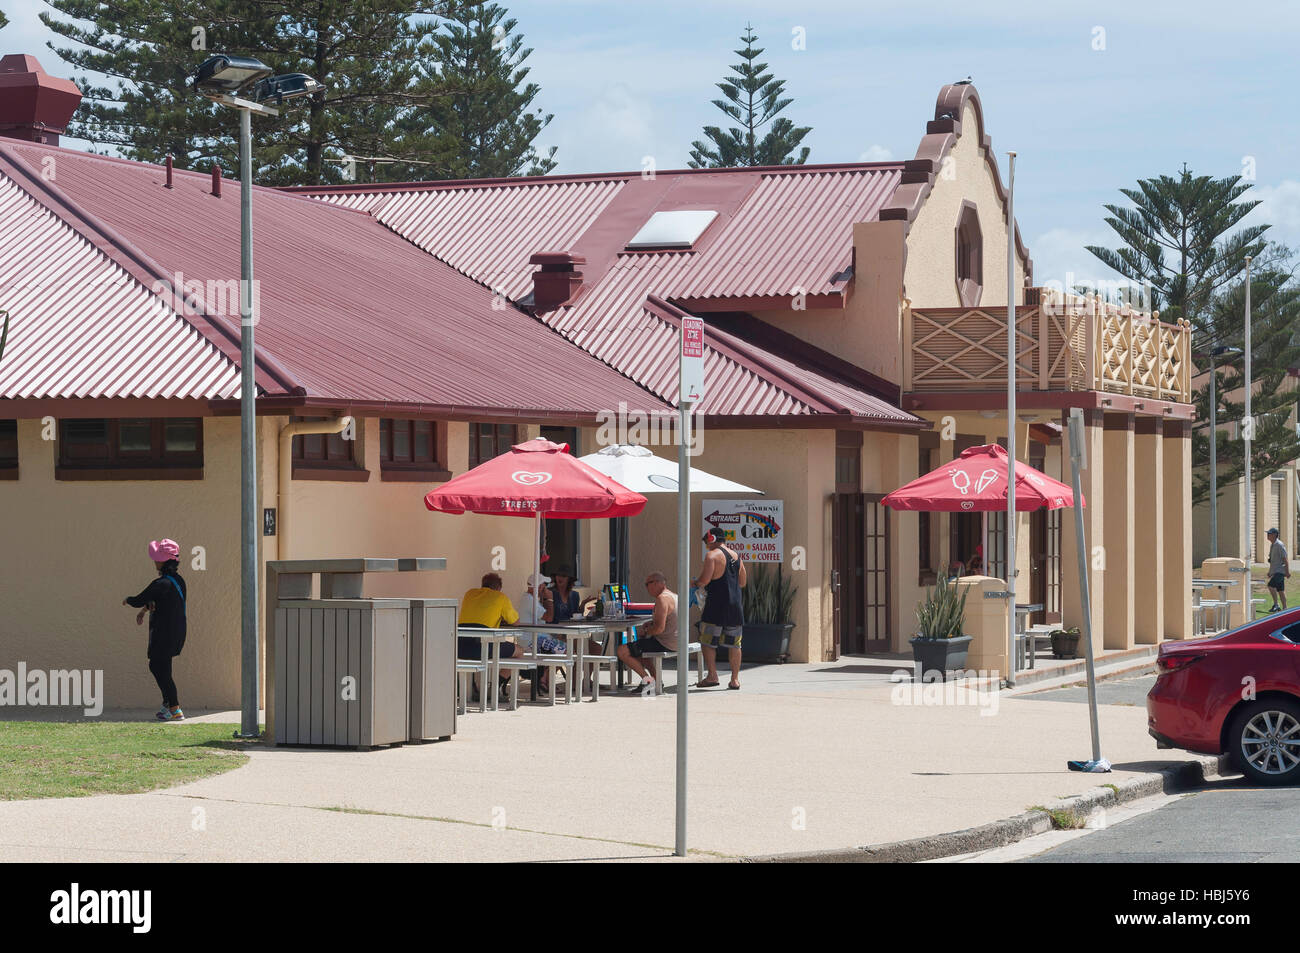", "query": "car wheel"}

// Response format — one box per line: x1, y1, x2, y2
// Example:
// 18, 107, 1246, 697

1230, 698, 1300, 785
